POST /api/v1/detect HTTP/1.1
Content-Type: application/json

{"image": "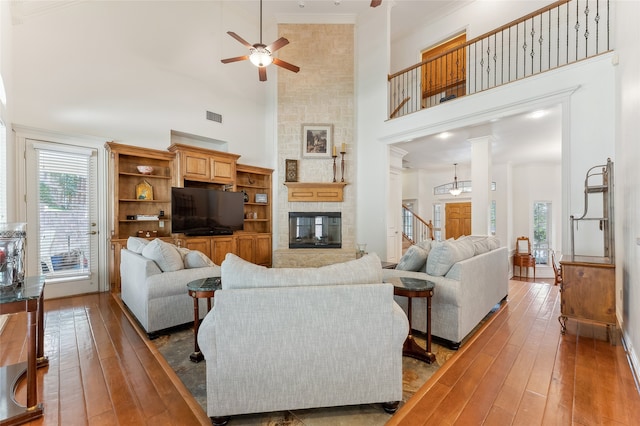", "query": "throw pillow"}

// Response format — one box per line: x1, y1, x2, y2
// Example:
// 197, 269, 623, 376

127, 237, 149, 254
396, 244, 429, 271
471, 236, 492, 255
417, 239, 433, 254
487, 236, 500, 250
141, 239, 184, 272
221, 252, 383, 290
184, 250, 216, 269
426, 237, 475, 276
